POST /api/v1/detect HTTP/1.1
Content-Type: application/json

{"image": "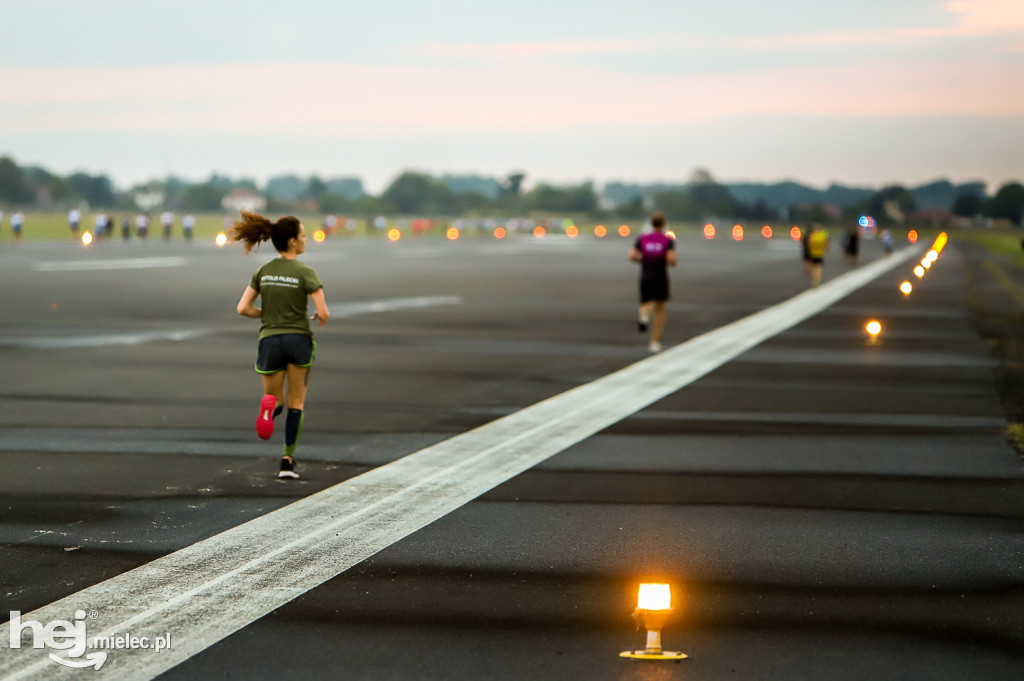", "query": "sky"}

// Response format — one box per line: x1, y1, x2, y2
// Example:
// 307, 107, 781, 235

1, 0, 1022, 193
